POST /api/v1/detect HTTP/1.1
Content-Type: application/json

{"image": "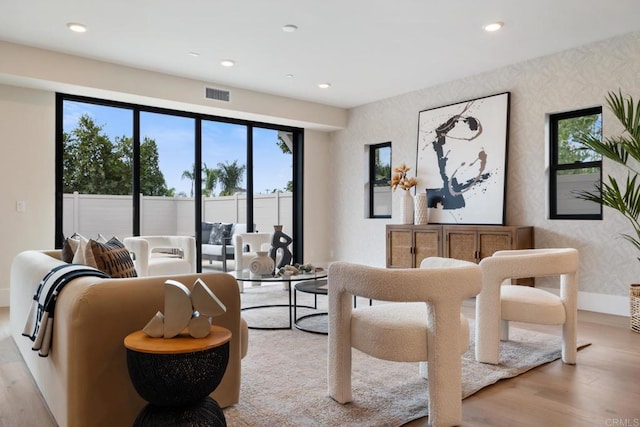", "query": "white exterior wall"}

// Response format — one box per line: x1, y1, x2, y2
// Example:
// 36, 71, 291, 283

61, 193, 293, 239
555, 173, 601, 216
